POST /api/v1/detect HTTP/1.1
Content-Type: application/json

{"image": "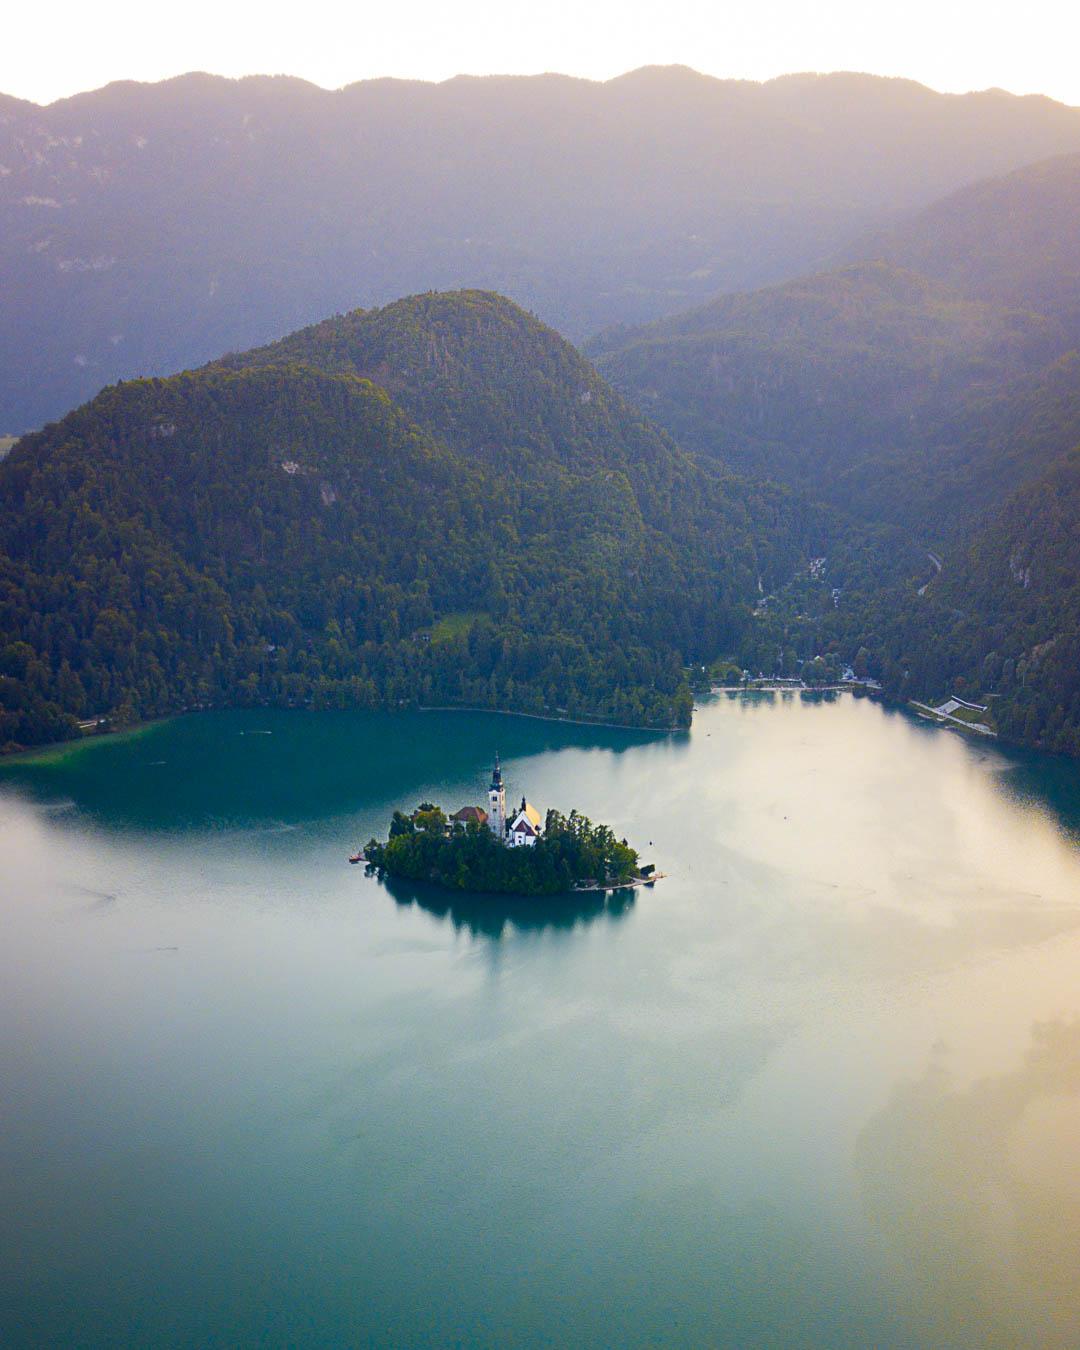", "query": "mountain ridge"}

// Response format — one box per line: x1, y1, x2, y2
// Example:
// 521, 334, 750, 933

17, 65, 1078, 109
6, 65, 1080, 431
